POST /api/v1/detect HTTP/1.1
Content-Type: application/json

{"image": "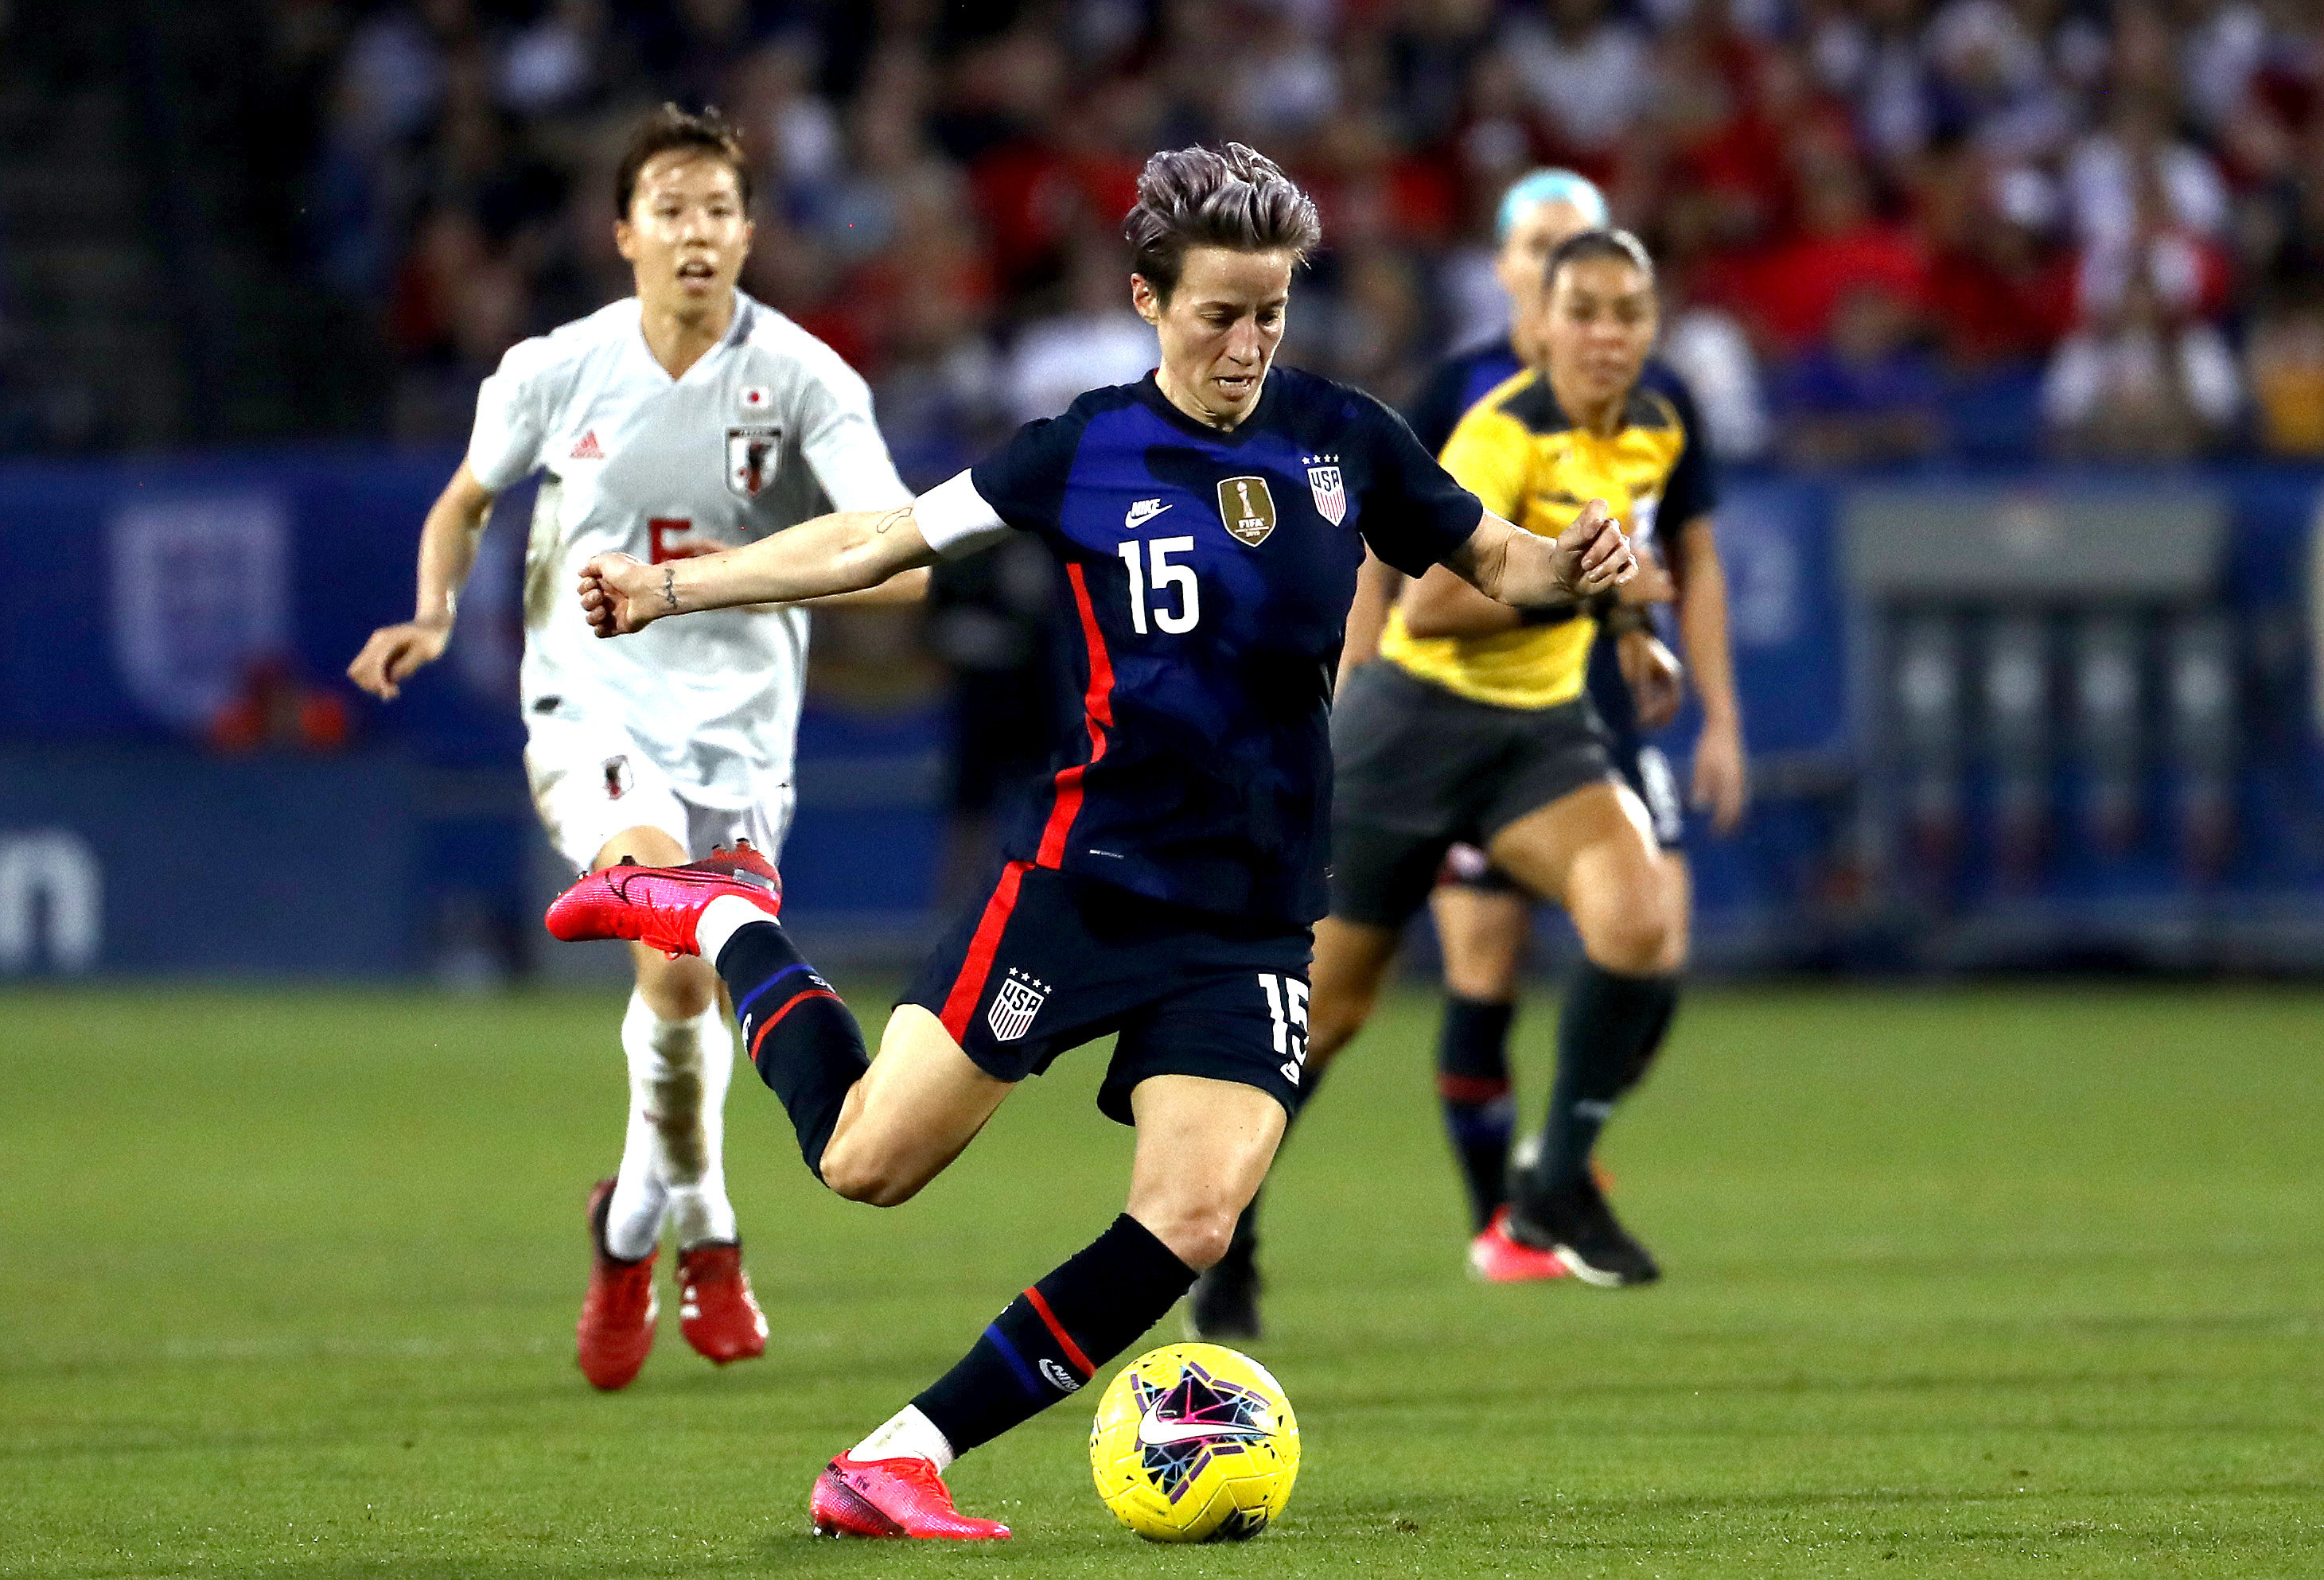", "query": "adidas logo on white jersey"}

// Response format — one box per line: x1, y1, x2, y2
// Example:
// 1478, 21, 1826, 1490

570, 430, 605, 460
1123, 497, 1171, 529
